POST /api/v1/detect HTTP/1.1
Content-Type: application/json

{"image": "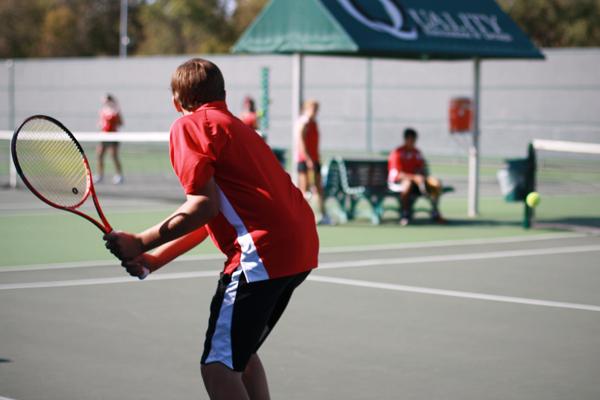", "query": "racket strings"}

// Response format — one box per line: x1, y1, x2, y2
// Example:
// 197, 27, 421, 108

15, 118, 89, 208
